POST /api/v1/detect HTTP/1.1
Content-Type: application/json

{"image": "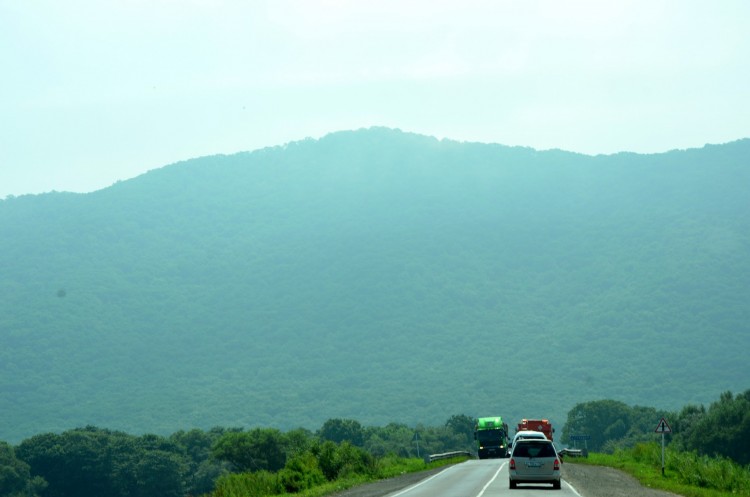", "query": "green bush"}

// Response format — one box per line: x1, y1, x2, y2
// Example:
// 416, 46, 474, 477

335, 442, 376, 478
312, 440, 376, 481
314, 441, 341, 481
629, 441, 661, 465
607, 442, 750, 496
212, 470, 282, 497
669, 449, 750, 494
278, 452, 326, 493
